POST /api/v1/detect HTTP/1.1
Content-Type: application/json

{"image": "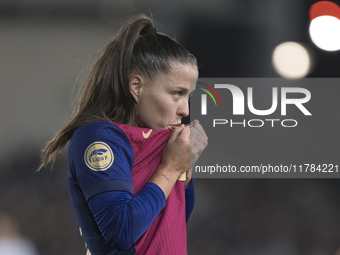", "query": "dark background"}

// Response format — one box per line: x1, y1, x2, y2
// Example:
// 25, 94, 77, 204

1, 0, 340, 254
